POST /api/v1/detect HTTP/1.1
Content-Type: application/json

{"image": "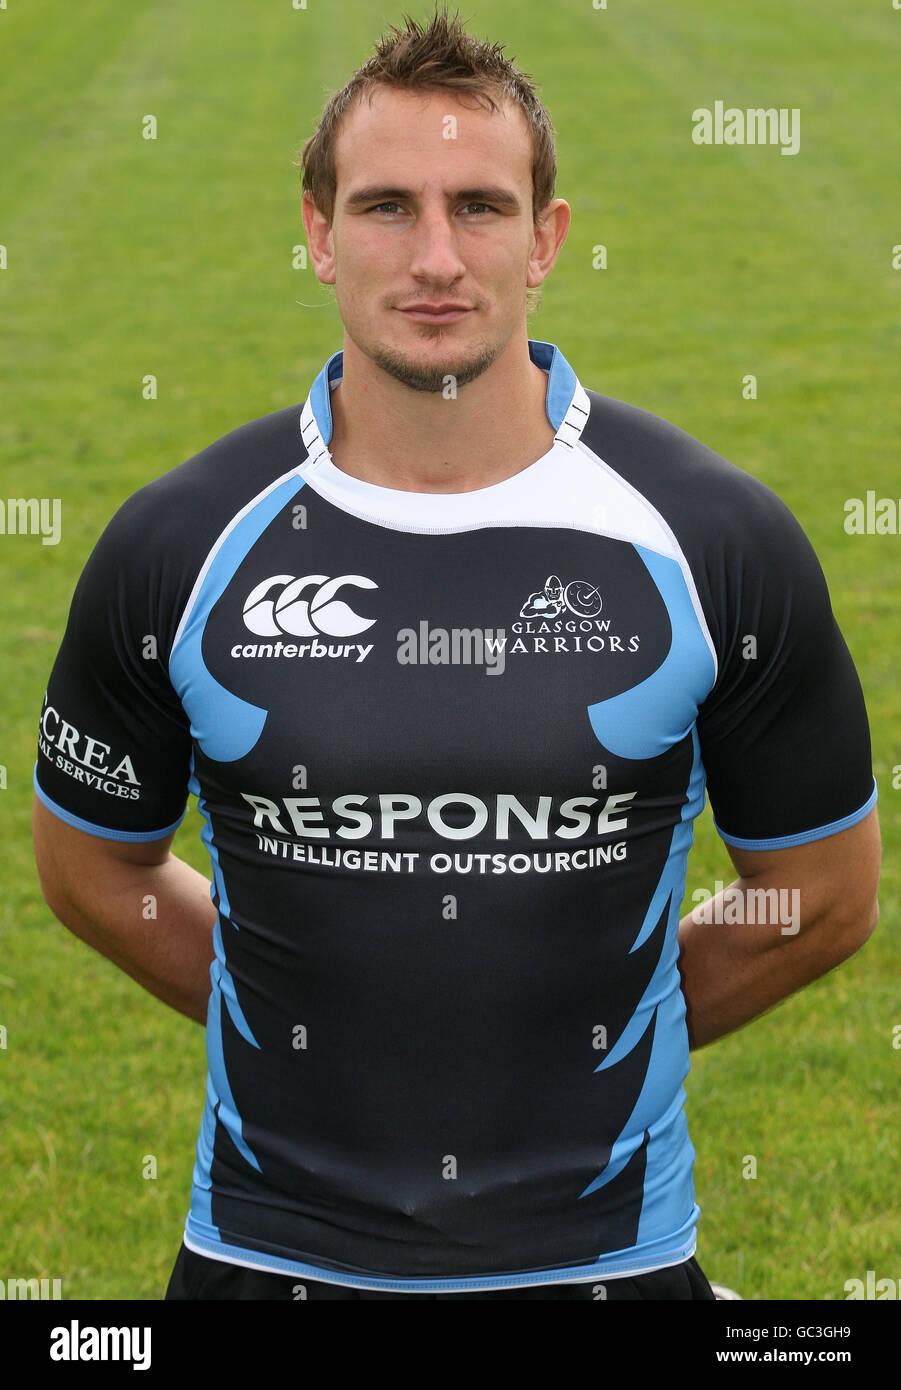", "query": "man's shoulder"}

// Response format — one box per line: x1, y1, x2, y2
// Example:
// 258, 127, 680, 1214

118, 399, 307, 536
87, 397, 305, 575
71, 399, 309, 646
579, 386, 807, 551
